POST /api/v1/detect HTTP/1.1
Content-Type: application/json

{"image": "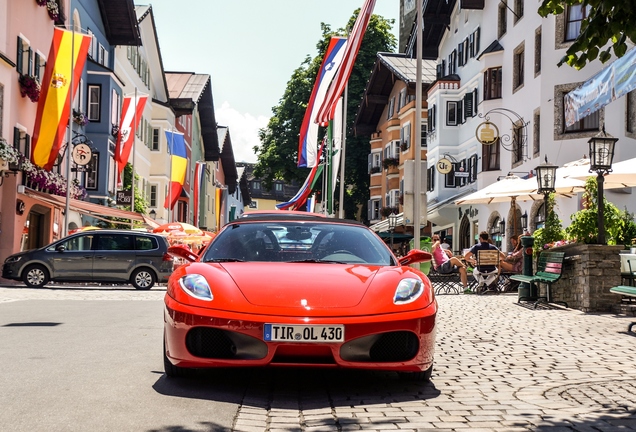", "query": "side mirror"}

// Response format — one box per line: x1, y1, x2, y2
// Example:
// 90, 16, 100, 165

56, 245, 66, 252
168, 245, 198, 263
399, 249, 432, 266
